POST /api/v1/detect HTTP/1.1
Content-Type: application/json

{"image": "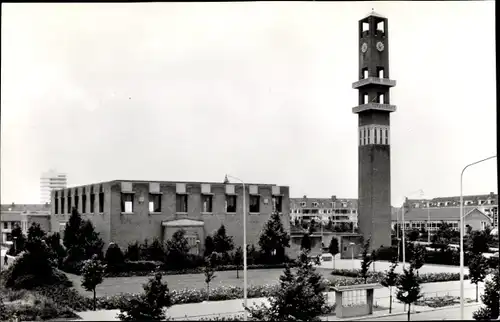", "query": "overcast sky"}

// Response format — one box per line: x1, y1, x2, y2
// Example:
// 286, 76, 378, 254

1, 1, 496, 205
